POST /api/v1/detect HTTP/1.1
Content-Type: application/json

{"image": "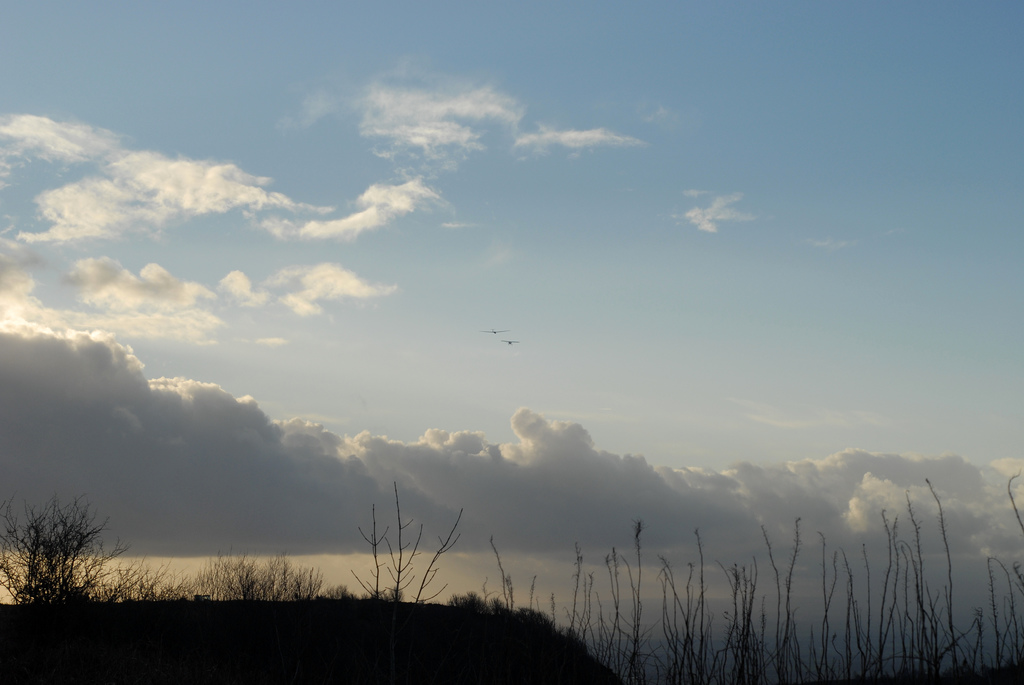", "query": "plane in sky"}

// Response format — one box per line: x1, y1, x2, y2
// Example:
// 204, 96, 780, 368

480, 329, 509, 334
501, 340, 519, 345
